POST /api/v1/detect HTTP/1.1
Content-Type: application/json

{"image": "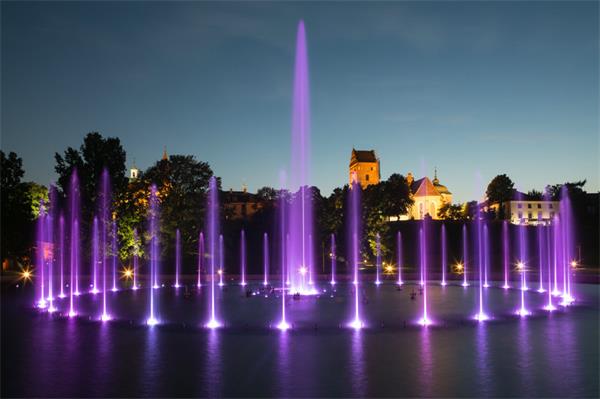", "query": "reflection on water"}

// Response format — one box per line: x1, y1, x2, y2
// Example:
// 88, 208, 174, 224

1, 284, 598, 397
349, 331, 366, 397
